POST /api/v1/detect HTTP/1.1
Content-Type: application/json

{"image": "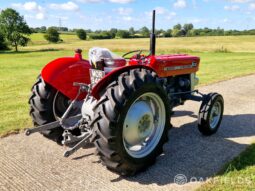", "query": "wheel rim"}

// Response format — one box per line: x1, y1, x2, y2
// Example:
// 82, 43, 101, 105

123, 92, 166, 158
53, 91, 70, 120
209, 101, 222, 129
